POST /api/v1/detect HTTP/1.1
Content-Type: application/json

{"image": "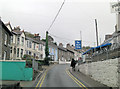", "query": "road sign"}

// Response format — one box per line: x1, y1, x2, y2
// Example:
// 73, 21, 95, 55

110, 2, 120, 13
75, 40, 82, 49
